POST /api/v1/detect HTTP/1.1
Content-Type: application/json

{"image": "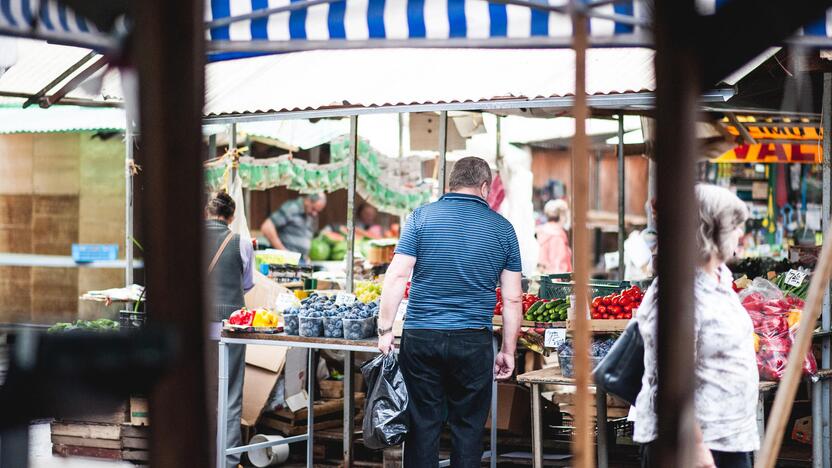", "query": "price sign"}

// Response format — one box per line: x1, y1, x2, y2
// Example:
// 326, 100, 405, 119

335, 292, 357, 306
275, 293, 298, 312
544, 329, 567, 349
784, 269, 808, 288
